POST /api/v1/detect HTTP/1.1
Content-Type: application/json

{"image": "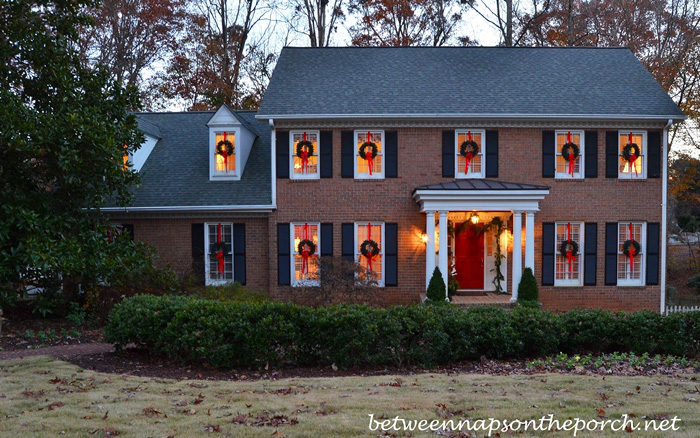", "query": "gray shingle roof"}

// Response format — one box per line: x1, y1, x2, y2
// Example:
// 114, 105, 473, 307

414, 180, 550, 191
257, 47, 685, 120
111, 111, 272, 208
136, 116, 162, 139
